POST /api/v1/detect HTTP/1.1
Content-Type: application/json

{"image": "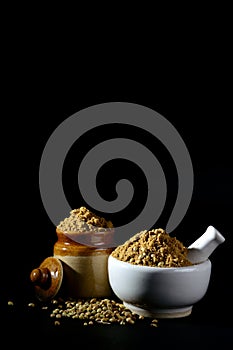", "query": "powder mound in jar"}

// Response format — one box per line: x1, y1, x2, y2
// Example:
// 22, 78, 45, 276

111, 228, 192, 267
57, 206, 114, 232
